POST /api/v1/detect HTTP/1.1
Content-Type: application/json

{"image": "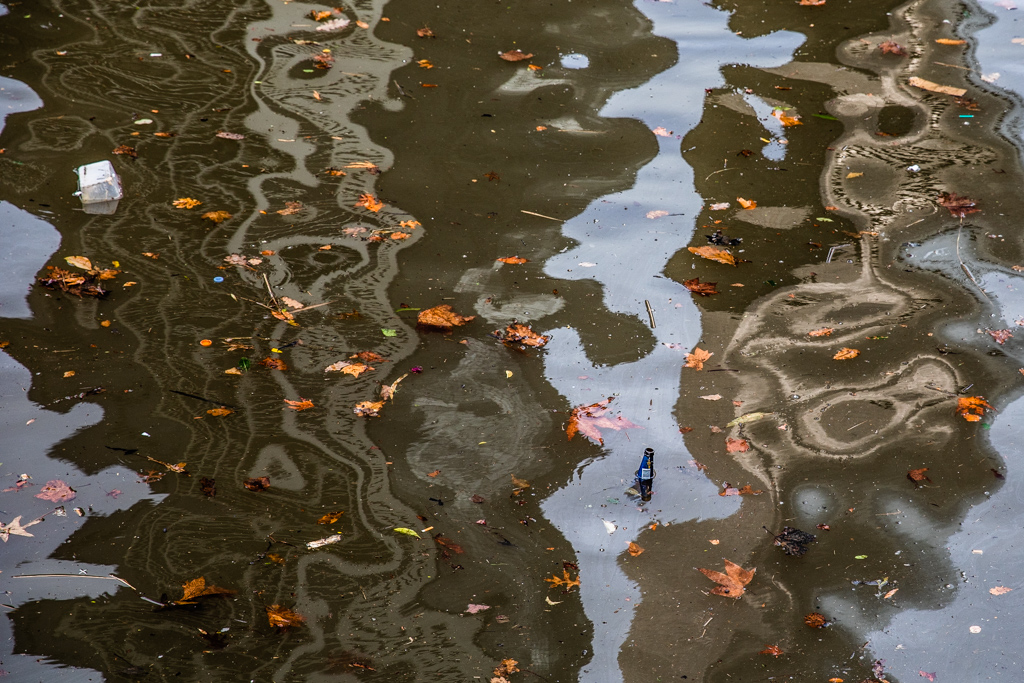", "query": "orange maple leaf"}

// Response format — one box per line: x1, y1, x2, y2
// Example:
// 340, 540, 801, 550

956, 396, 993, 422
627, 541, 644, 557
417, 304, 475, 329
808, 327, 834, 337
497, 256, 529, 264
207, 407, 233, 417
685, 347, 713, 370
833, 347, 860, 360
175, 576, 236, 605
544, 568, 580, 591
266, 604, 305, 628
698, 558, 755, 598
172, 197, 201, 209
725, 437, 749, 453
284, 398, 314, 411
566, 397, 640, 445
354, 400, 385, 417
355, 193, 384, 212
688, 246, 736, 265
